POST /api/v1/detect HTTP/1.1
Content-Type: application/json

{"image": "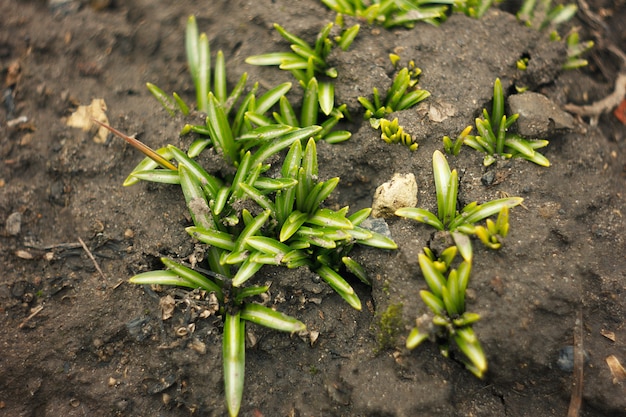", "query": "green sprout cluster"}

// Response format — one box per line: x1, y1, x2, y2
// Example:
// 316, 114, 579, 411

443, 78, 551, 167
106, 16, 397, 417
321, 0, 454, 28
359, 57, 430, 120
516, 0, 593, 70
396, 150, 522, 260
378, 117, 417, 151
406, 245, 487, 378
246, 22, 361, 143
